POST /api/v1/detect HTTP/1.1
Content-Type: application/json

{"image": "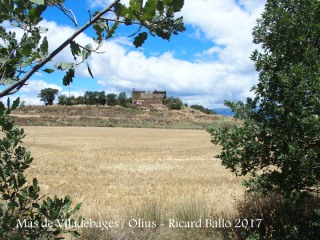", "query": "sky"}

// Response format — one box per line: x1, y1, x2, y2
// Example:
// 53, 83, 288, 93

2, 0, 267, 108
